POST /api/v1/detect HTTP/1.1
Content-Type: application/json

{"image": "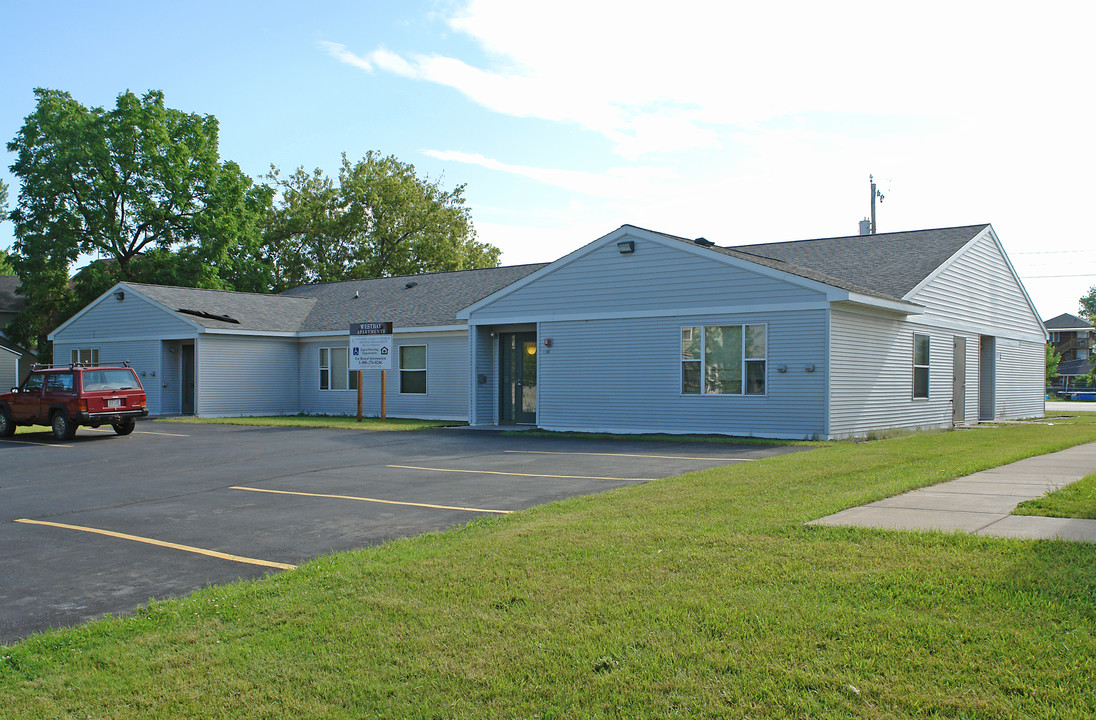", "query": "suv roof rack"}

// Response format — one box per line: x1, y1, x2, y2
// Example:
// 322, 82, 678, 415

30, 360, 131, 371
